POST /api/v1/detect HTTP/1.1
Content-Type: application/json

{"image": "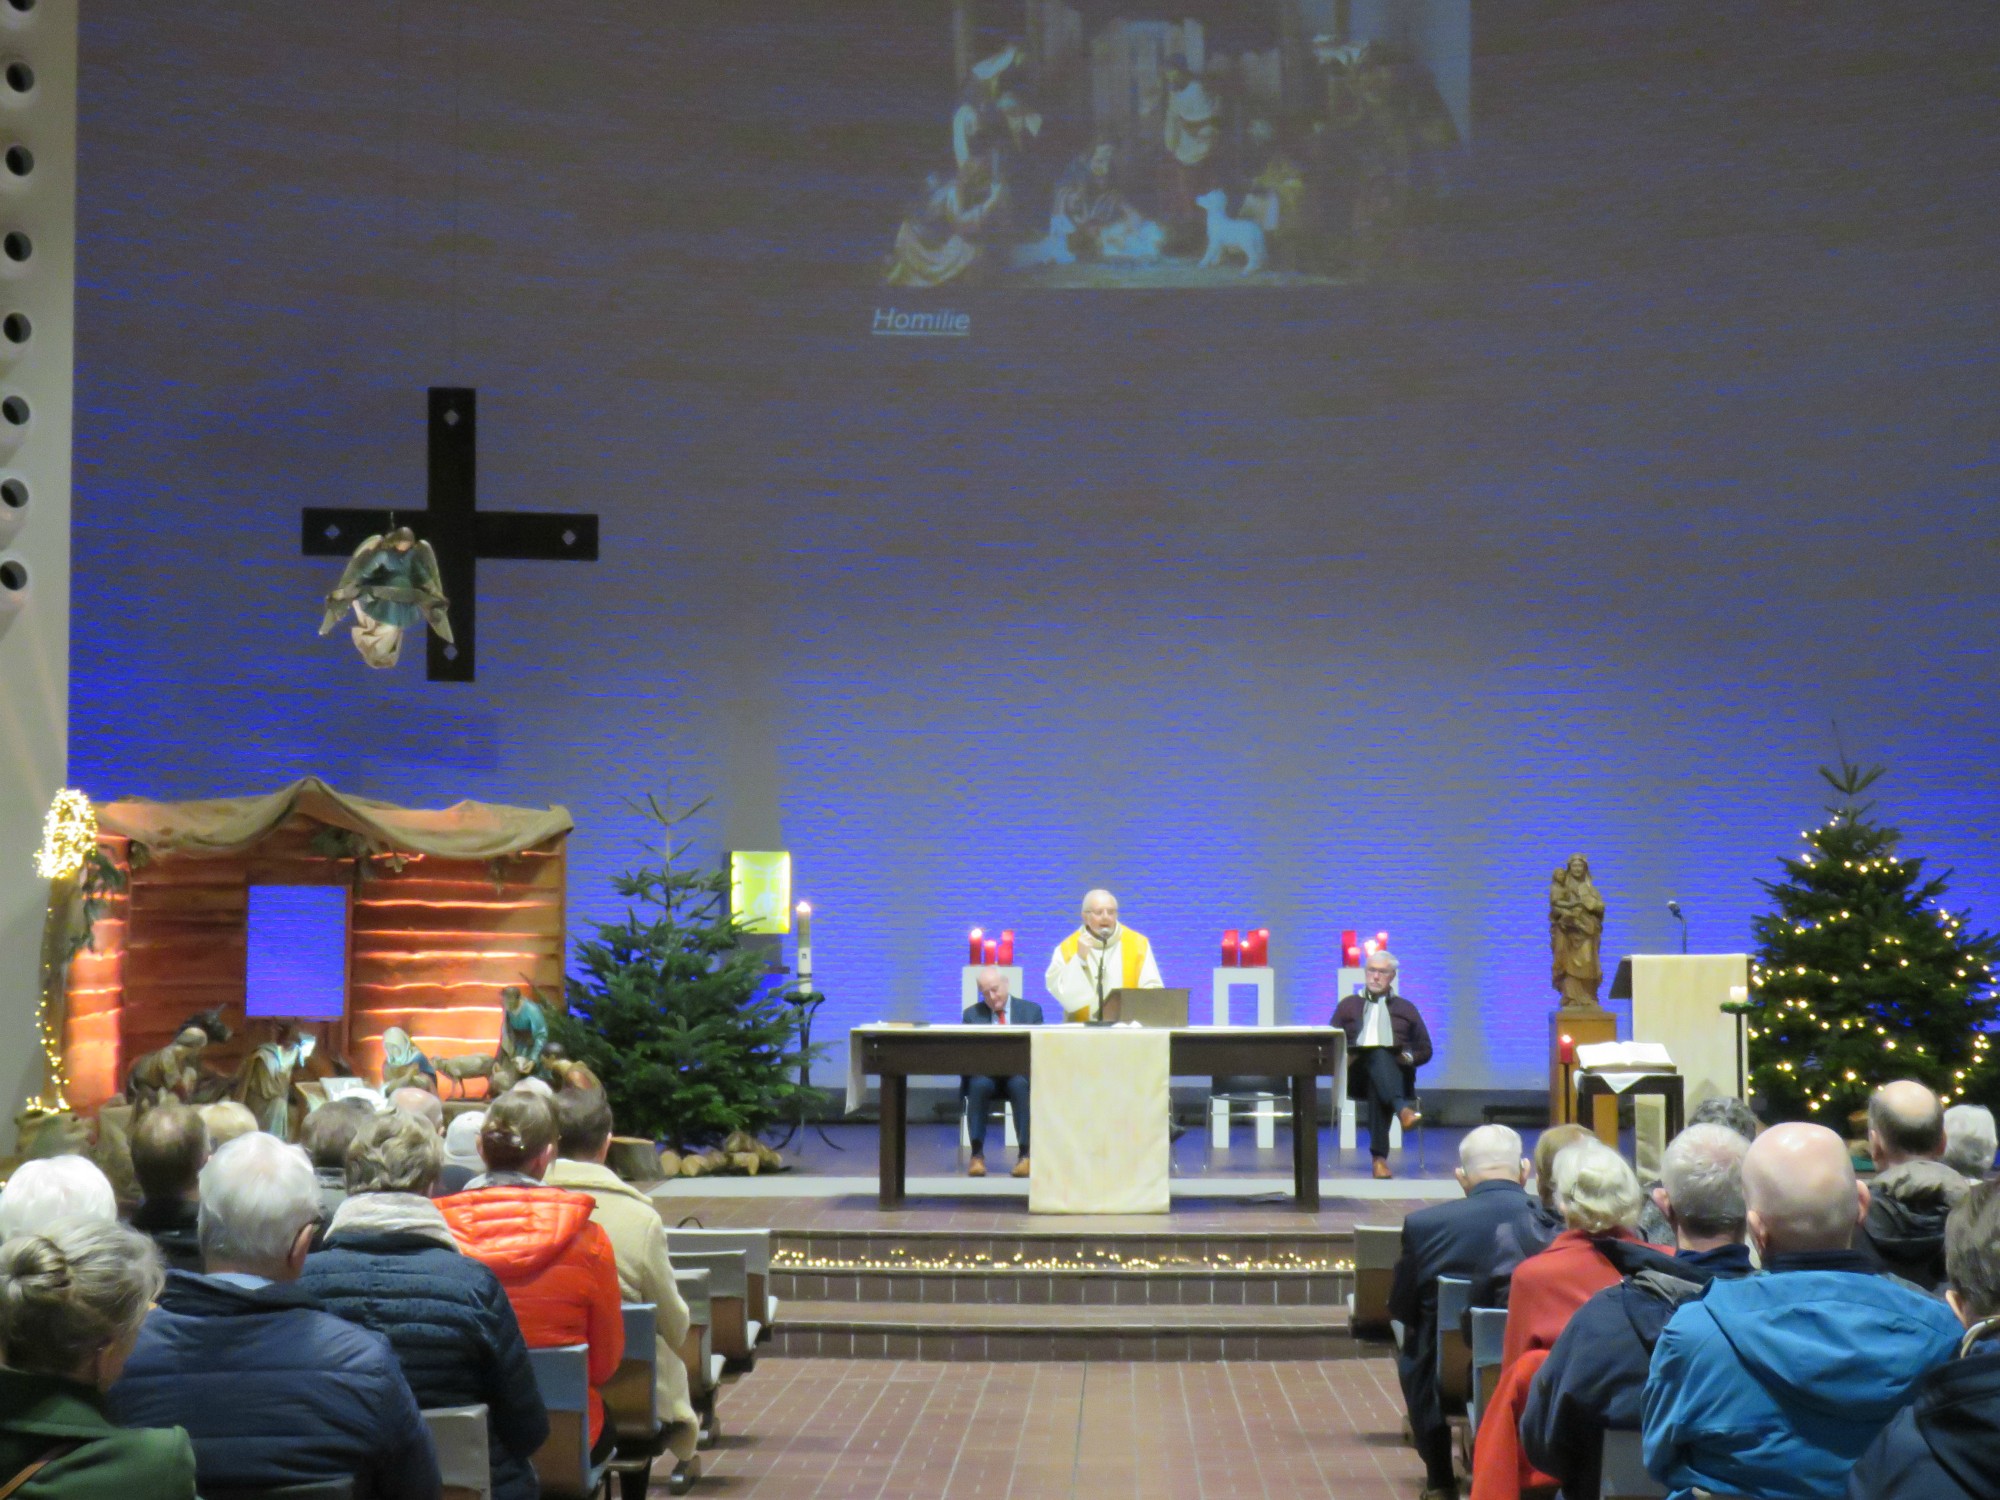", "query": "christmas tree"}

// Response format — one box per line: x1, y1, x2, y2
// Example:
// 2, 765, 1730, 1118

1747, 760, 2000, 1121
549, 795, 817, 1149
